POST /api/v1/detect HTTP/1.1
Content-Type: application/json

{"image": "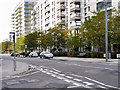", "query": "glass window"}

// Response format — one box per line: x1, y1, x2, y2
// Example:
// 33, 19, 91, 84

88, 6, 90, 11
25, 2, 28, 4
97, 0, 112, 11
